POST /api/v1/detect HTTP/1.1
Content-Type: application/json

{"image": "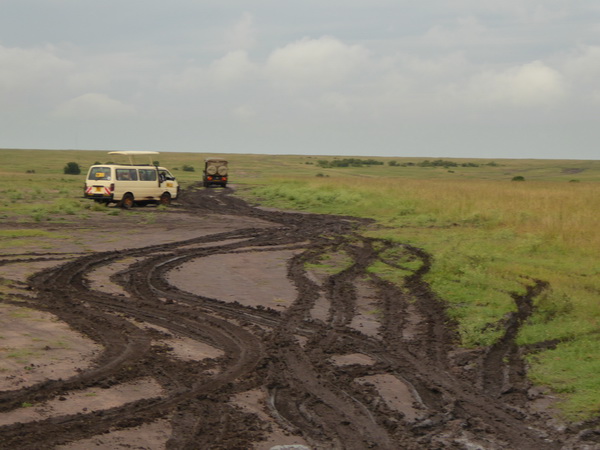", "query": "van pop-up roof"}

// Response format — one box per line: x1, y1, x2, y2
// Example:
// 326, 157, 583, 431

108, 151, 159, 166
